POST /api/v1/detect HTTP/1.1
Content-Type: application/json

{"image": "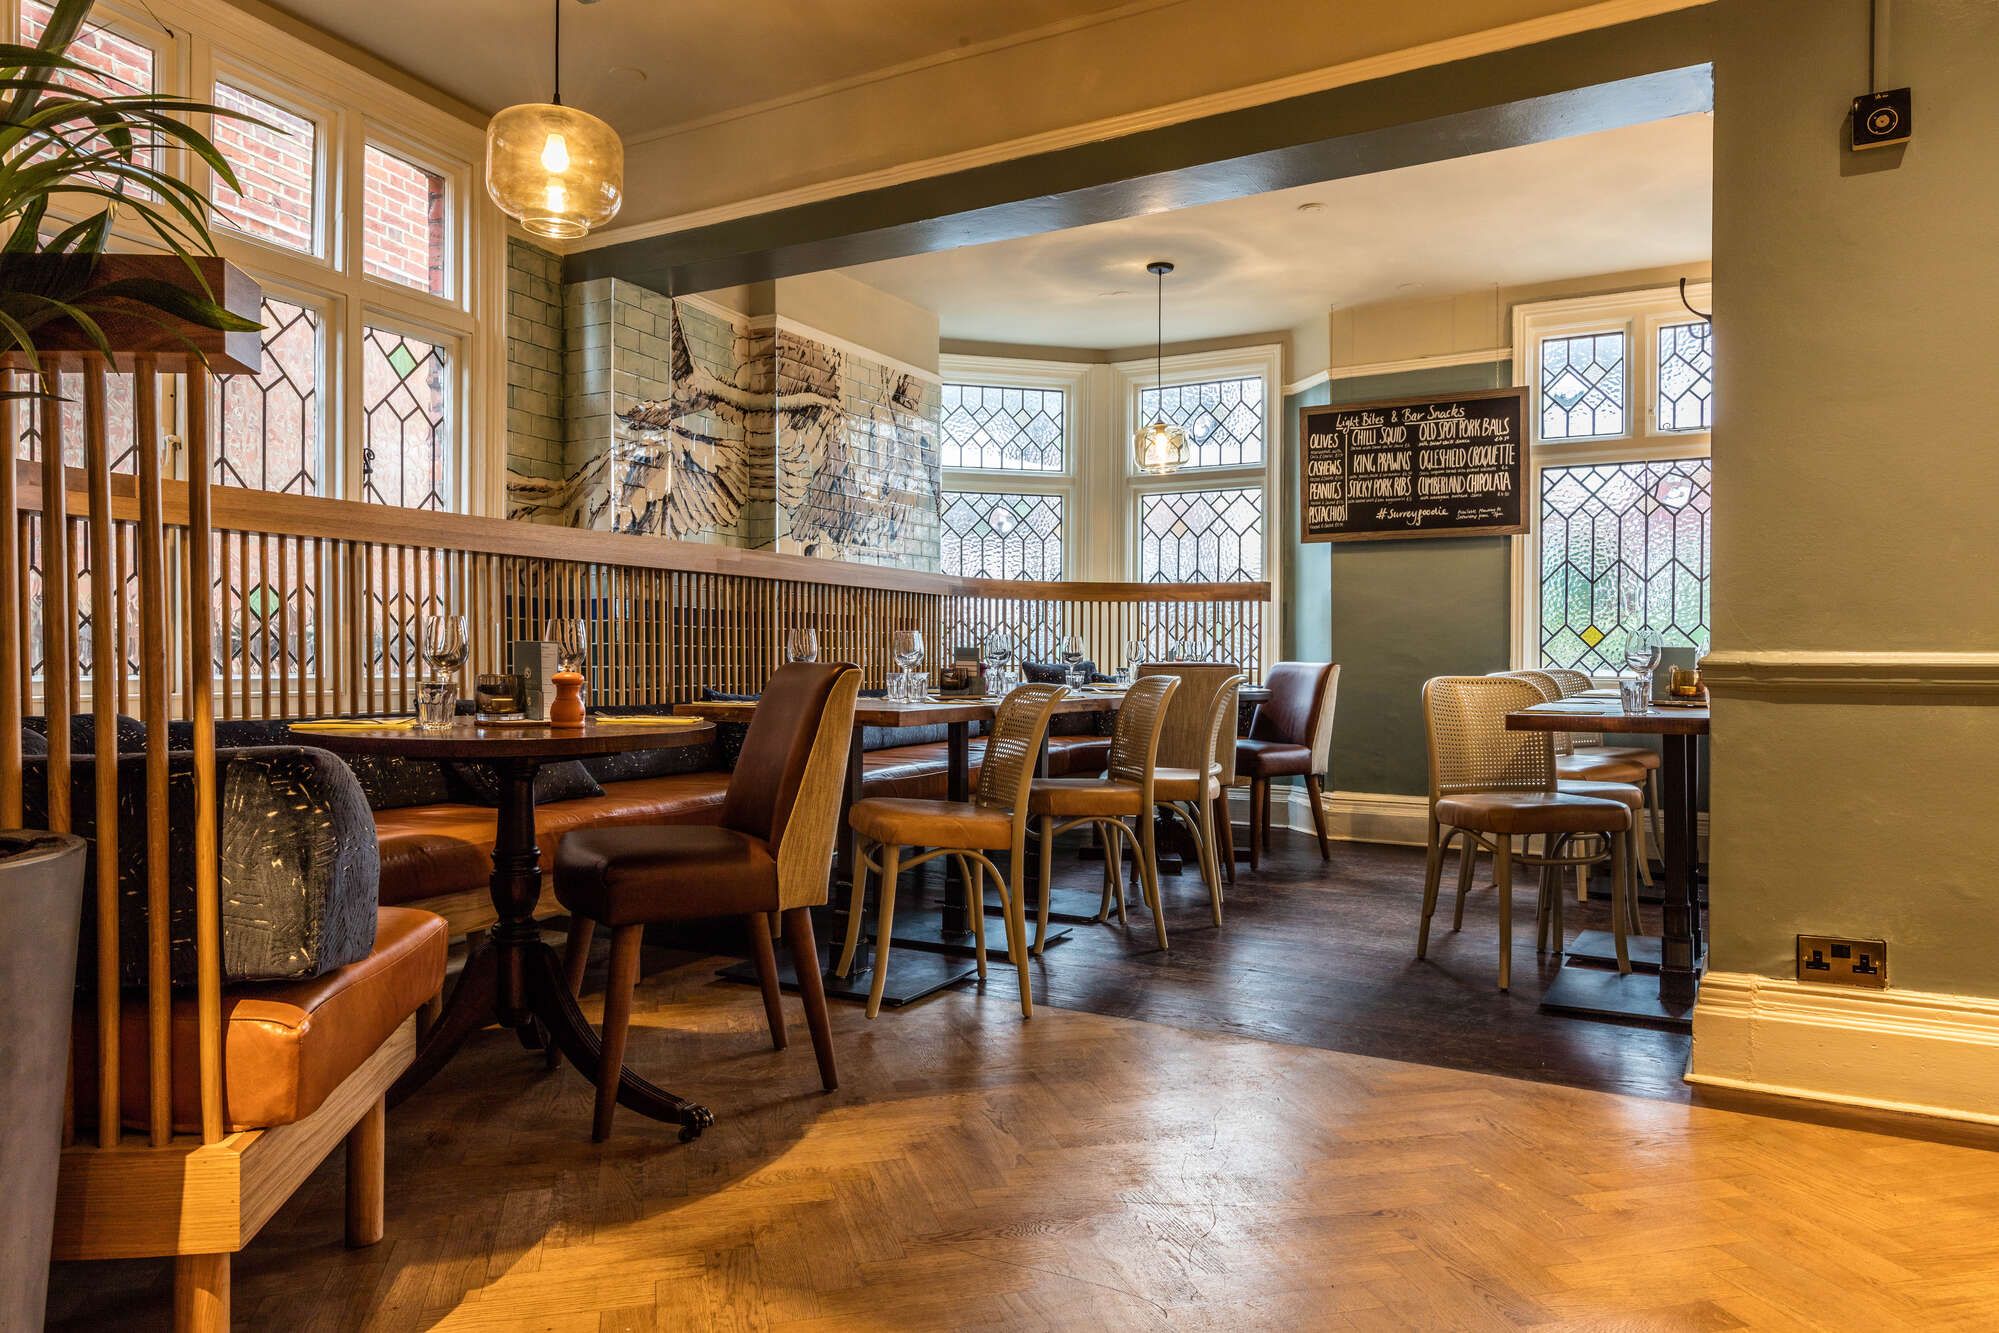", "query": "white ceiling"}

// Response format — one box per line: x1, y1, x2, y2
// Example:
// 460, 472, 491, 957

844, 115, 1713, 350
254, 0, 1142, 136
